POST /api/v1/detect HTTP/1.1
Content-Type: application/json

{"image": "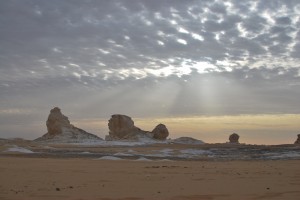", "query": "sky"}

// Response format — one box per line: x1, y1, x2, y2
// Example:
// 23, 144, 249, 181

0, 0, 300, 144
